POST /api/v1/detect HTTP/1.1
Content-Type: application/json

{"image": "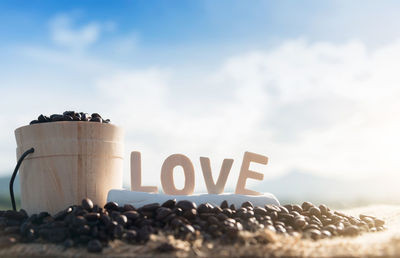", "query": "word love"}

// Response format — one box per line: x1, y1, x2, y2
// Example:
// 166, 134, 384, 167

131, 151, 268, 196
